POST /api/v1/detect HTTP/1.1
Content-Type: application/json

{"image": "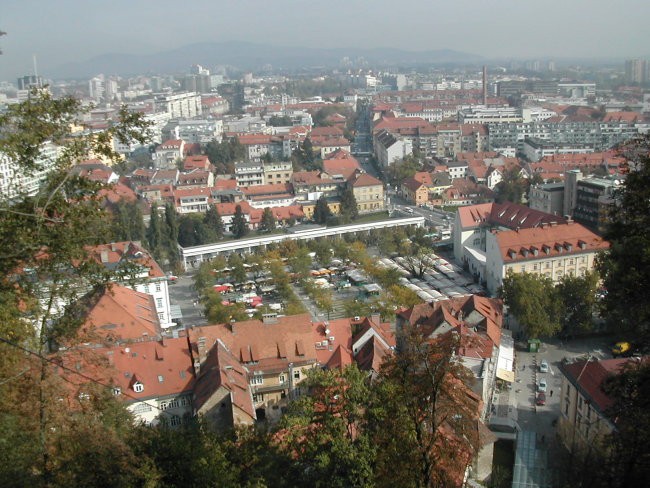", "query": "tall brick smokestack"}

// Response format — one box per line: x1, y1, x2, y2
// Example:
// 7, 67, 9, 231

482, 65, 488, 106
